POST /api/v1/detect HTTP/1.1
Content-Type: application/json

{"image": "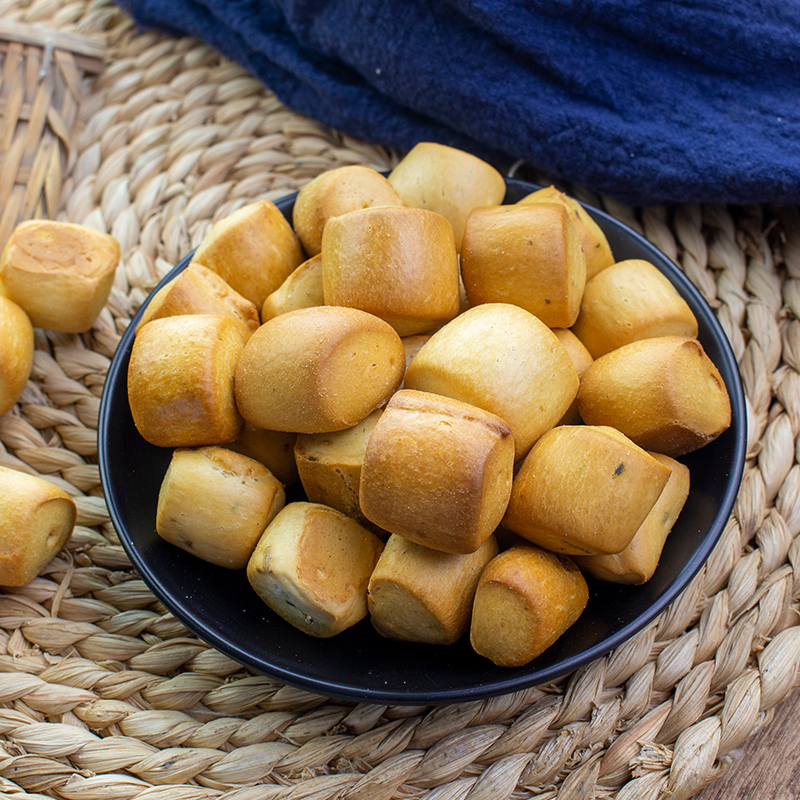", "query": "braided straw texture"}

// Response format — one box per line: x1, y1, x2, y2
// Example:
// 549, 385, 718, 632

1, 1, 799, 798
